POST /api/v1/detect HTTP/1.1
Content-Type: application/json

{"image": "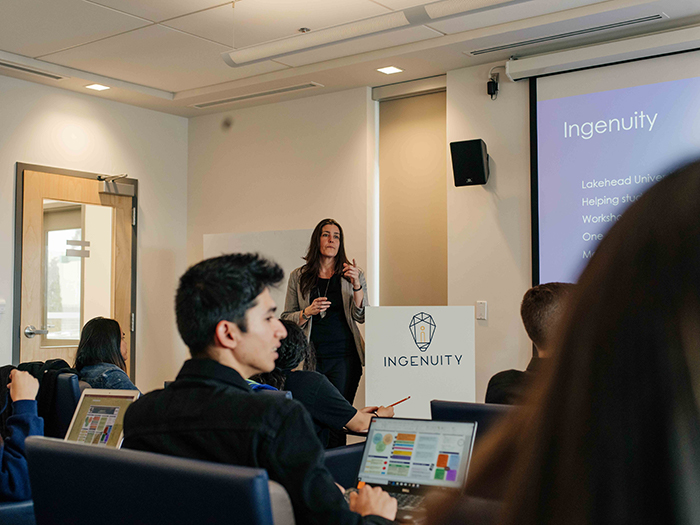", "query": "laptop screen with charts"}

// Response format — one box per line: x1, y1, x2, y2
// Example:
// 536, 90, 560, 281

64, 389, 140, 448
355, 418, 477, 495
